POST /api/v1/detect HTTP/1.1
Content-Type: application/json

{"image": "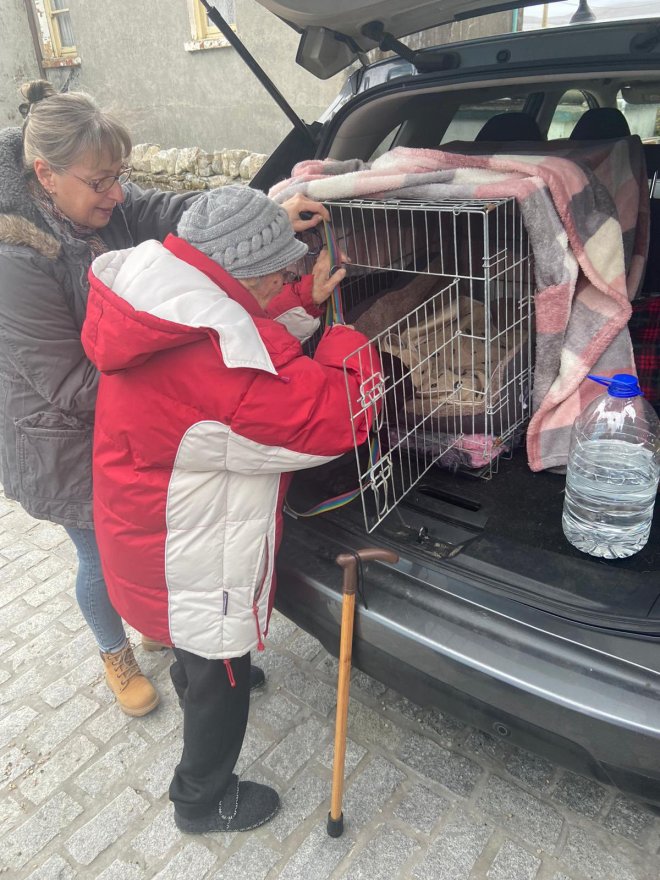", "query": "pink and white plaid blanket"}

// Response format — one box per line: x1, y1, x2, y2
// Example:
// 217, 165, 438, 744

270, 140, 649, 471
